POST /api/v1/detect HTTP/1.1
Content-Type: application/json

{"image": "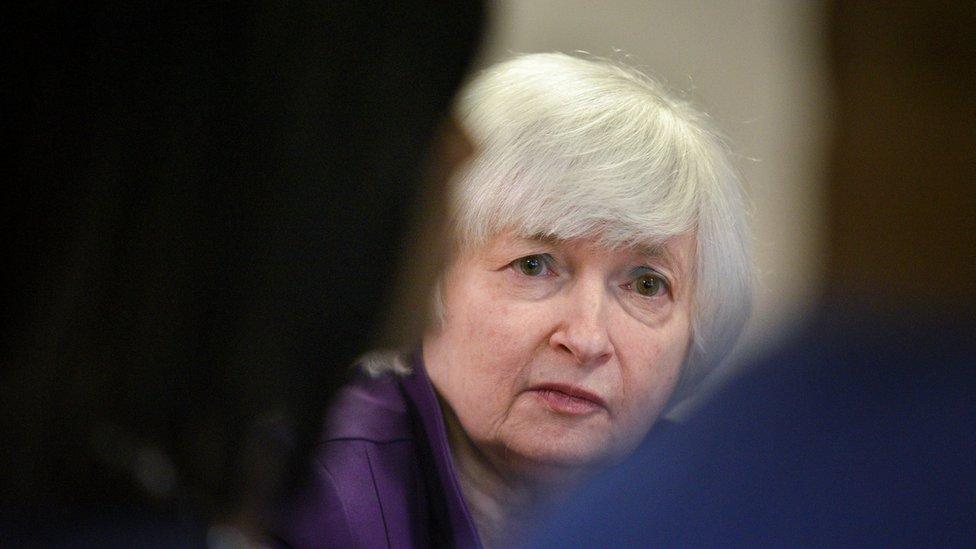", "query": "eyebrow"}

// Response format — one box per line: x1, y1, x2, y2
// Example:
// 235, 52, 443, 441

633, 243, 692, 280
523, 233, 561, 245
521, 234, 687, 272
636, 244, 670, 261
